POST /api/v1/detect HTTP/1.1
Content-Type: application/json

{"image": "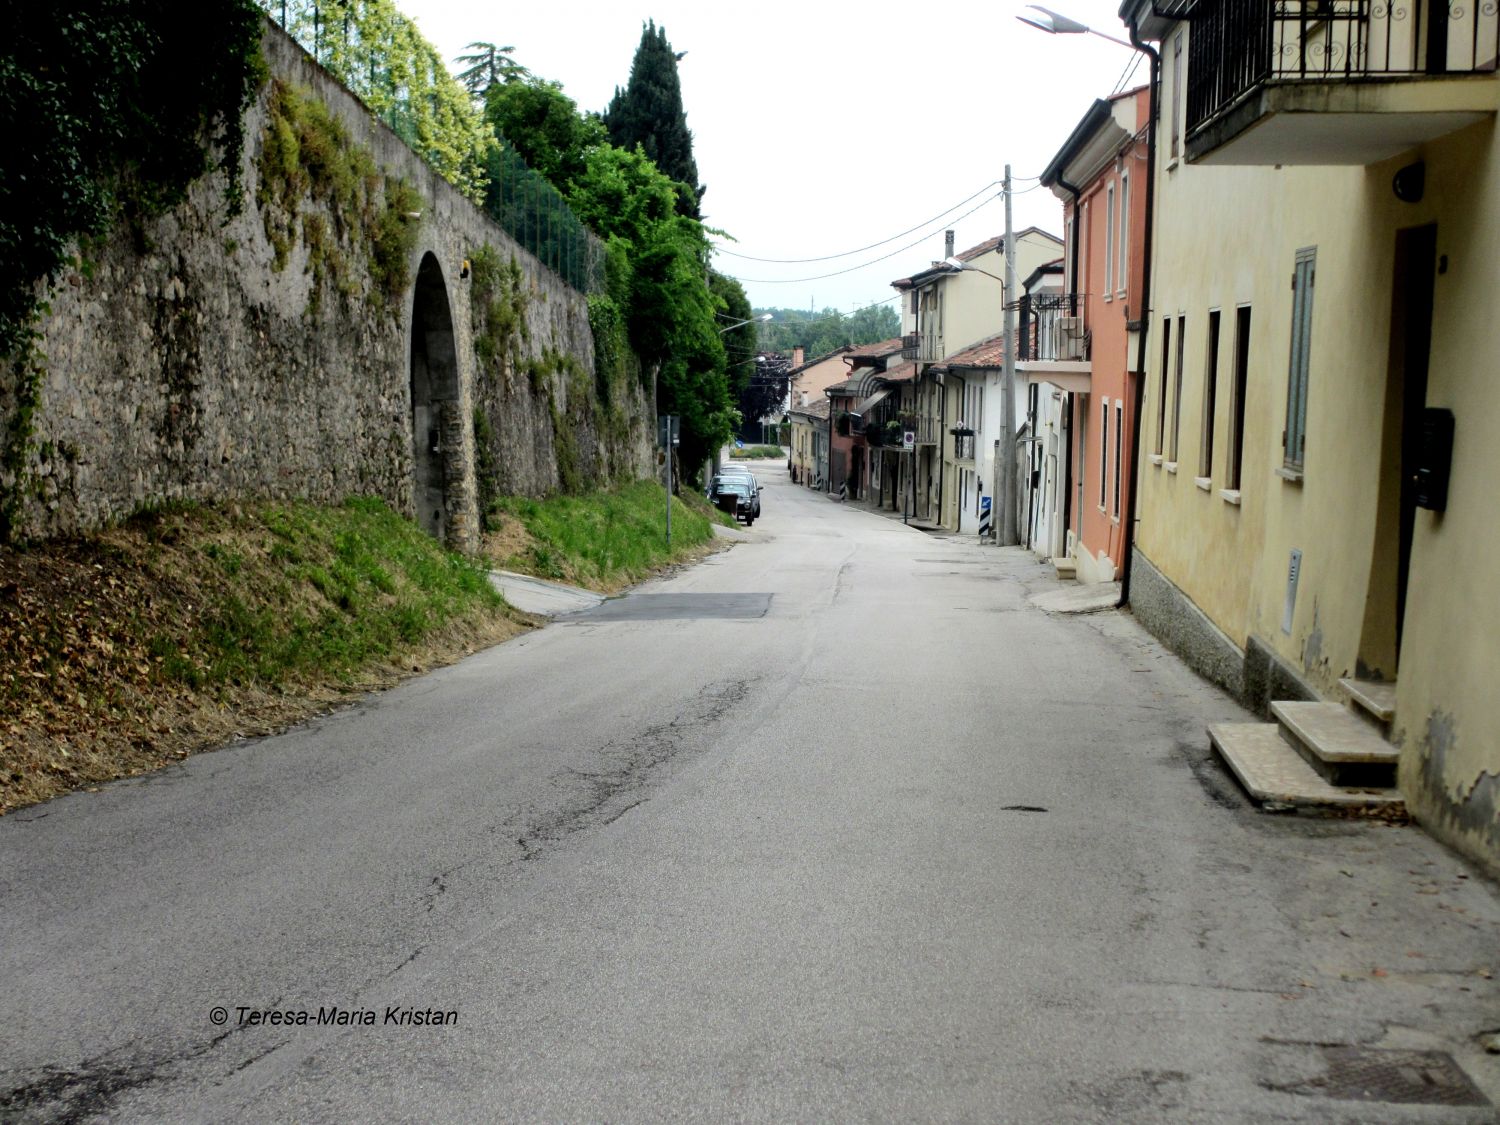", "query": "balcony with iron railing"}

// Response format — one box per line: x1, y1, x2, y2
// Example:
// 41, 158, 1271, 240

1014, 292, 1093, 393
1185, 0, 1500, 165
1017, 293, 1088, 362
